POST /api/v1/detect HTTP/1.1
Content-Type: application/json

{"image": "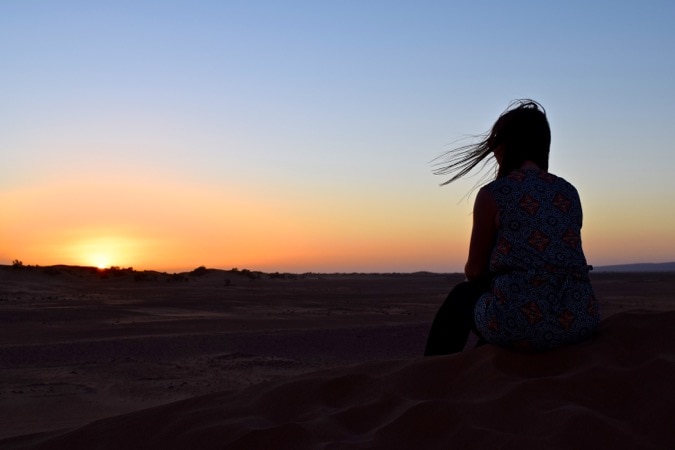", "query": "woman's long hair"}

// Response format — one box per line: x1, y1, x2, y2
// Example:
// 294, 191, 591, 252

433, 100, 550, 186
